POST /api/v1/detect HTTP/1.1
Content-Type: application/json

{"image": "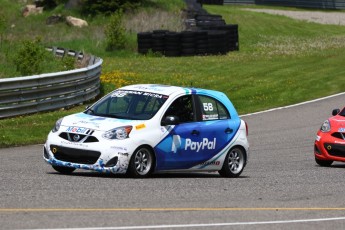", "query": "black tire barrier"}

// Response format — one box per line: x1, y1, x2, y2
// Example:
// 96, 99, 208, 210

137, 32, 152, 54
137, 26, 238, 56
200, 0, 224, 5
195, 14, 223, 20
137, 0, 238, 56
